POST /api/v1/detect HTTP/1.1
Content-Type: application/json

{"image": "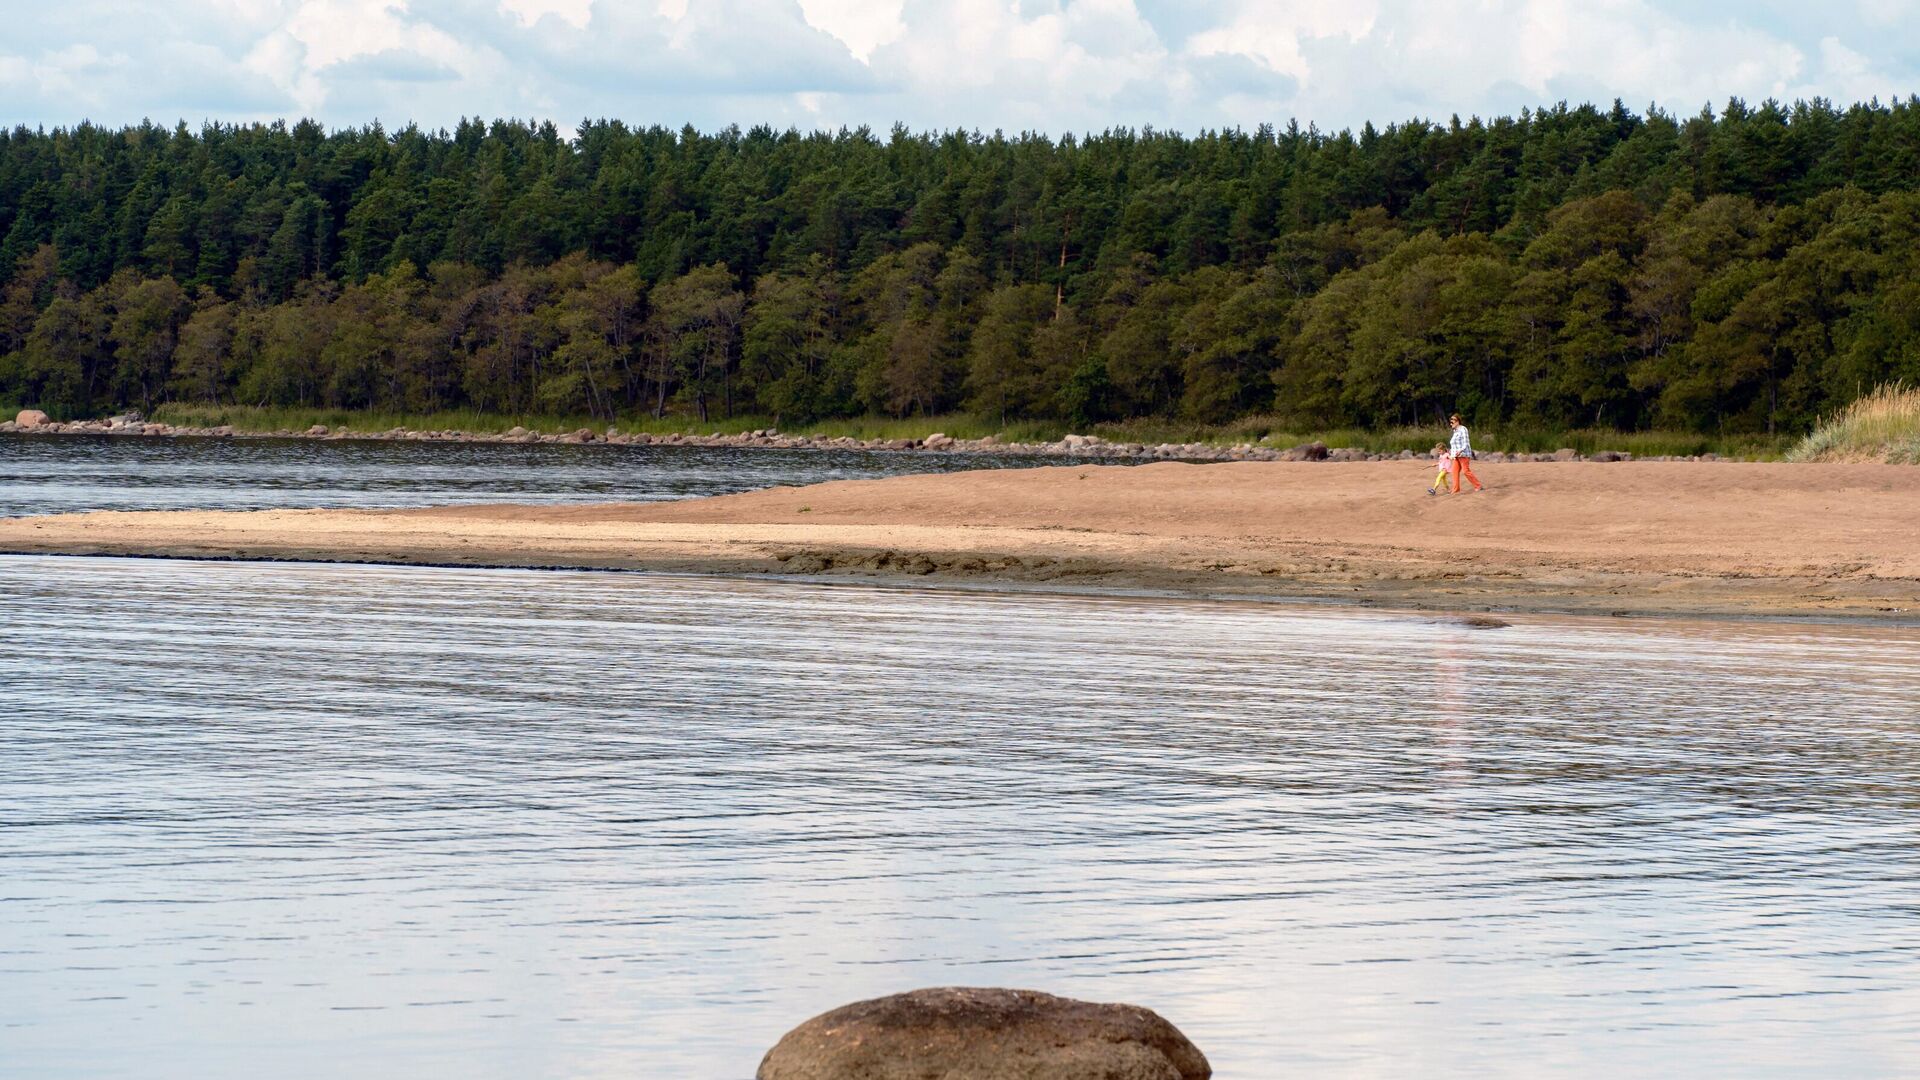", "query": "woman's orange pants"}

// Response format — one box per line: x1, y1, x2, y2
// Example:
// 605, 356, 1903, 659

1451, 455, 1482, 492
